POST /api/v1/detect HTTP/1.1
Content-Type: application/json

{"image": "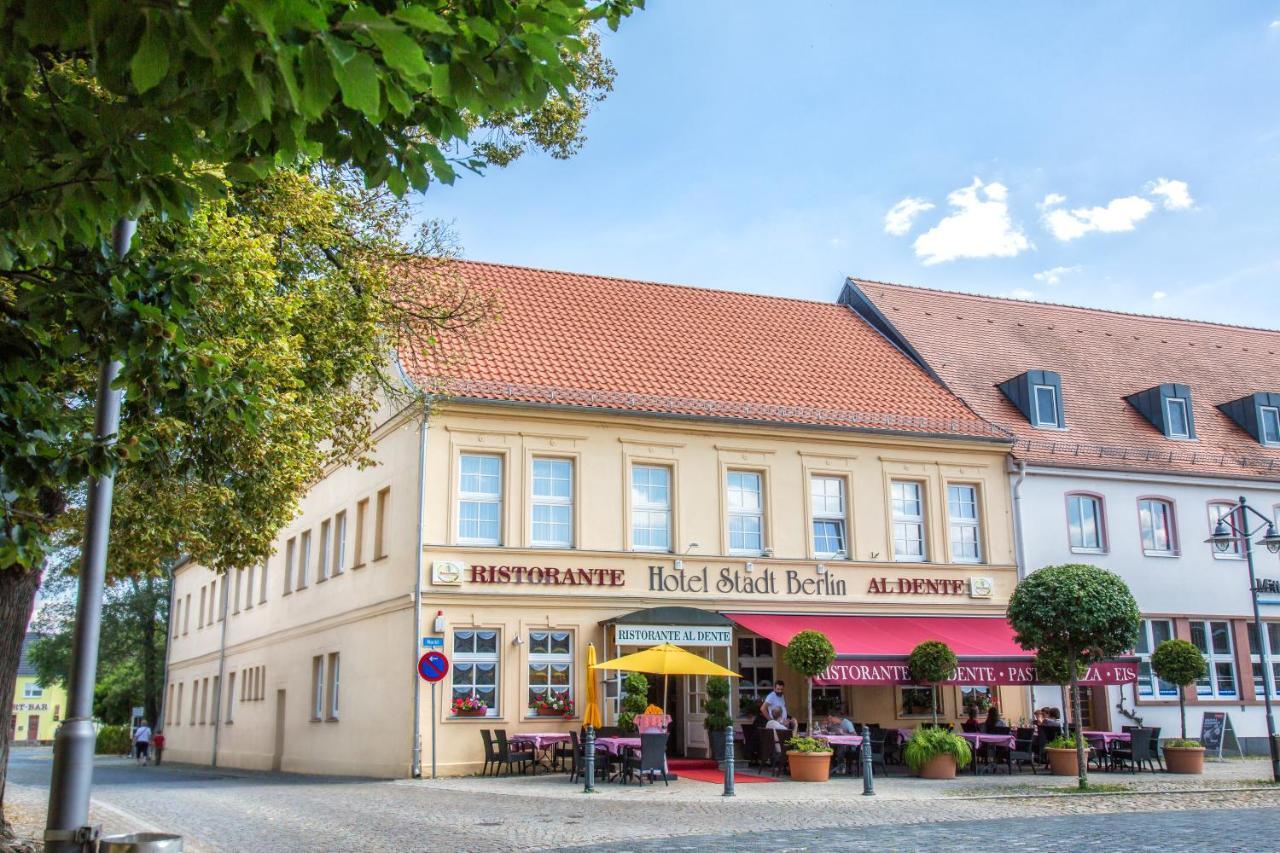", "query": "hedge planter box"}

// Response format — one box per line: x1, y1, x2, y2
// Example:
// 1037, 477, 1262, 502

787, 750, 833, 782
916, 754, 957, 780
1046, 747, 1080, 776
1164, 746, 1205, 774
